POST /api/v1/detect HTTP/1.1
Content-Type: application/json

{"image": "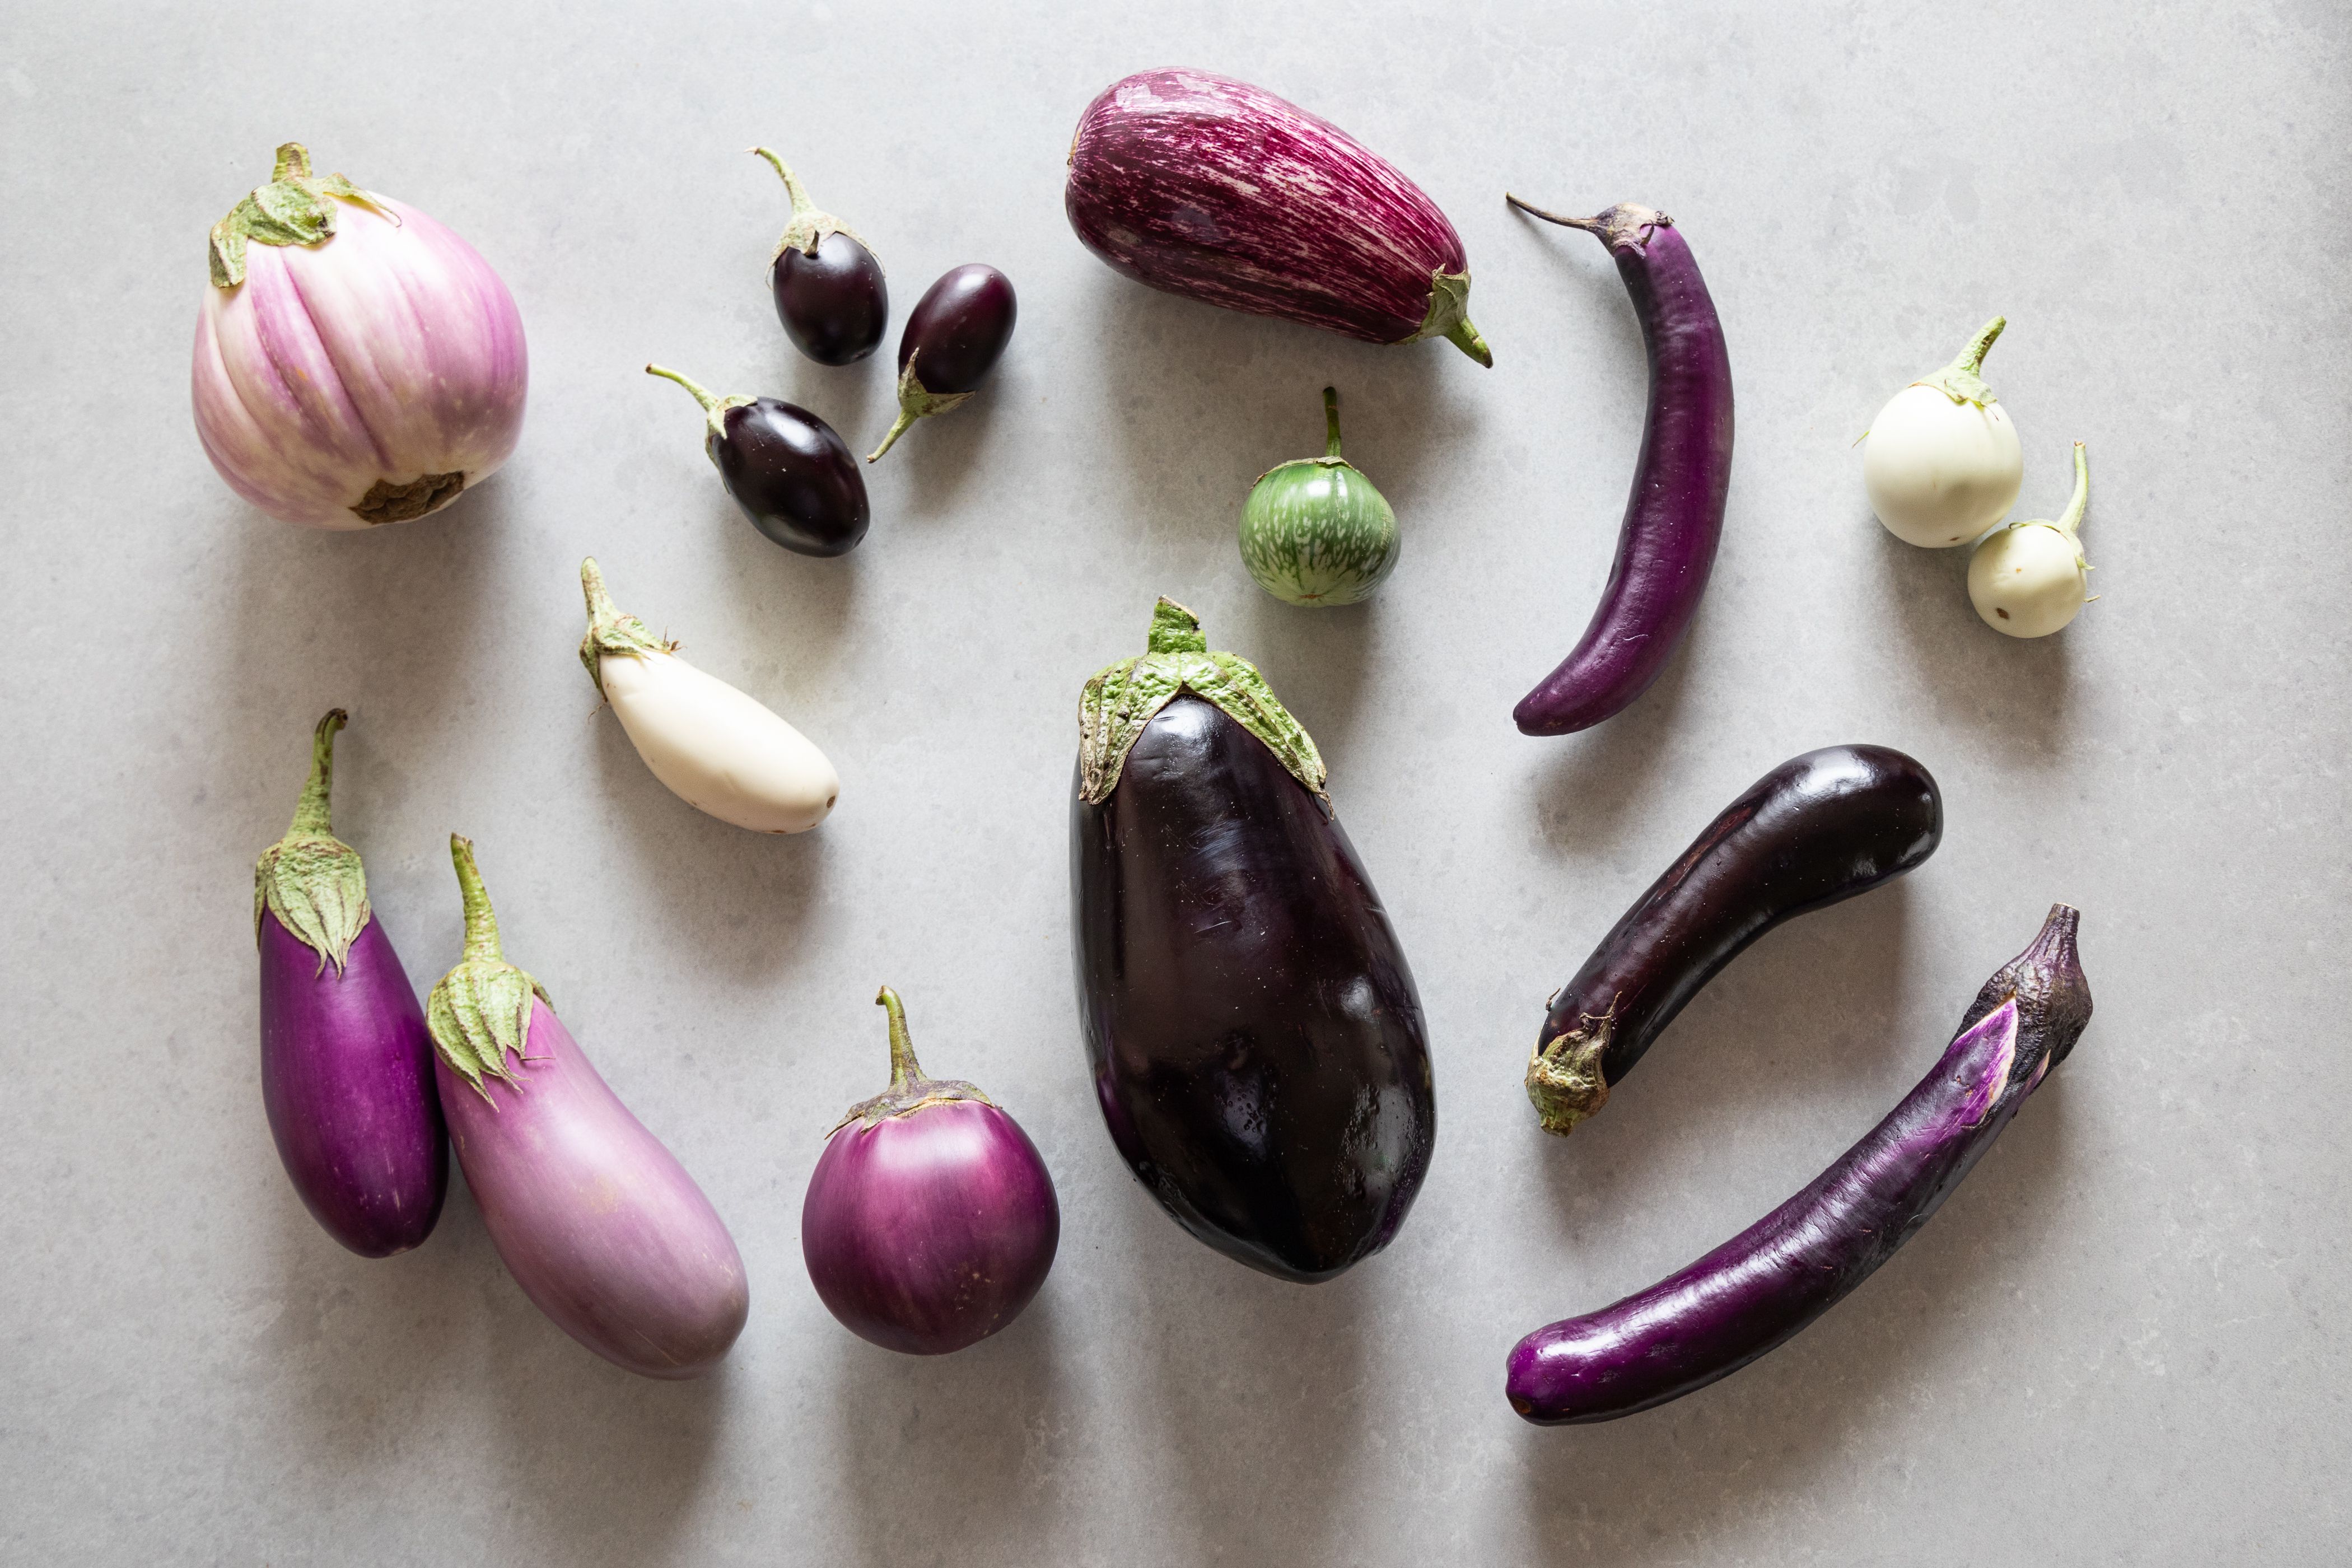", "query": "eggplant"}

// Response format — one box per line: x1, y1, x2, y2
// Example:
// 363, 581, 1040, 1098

645, 363, 869, 556
1066, 69, 1491, 365
865, 264, 1017, 462
1528, 745, 1942, 1134
1506, 198, 1733, 735
1508, 905, 2091, 1425
801, 988, 1060, 1355
1070, 598, 1434, 1282
427, 836, 748, 1379
751, 147, 888, 366
254, 710, 445, 1256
